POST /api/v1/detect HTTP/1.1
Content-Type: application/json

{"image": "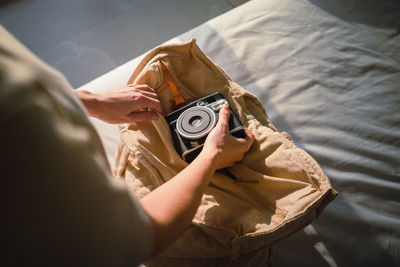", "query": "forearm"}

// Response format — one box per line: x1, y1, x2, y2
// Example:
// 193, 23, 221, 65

75, 89, 99, 118
140, 151, 218, 256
